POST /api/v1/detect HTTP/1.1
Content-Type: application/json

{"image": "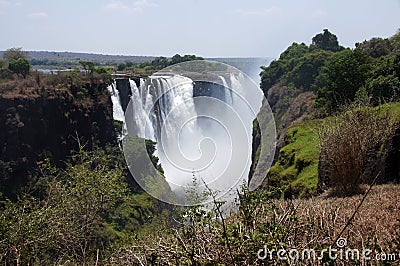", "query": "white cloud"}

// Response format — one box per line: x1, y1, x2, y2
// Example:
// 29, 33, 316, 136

105, 0, 158, 13
0, 0, 11, 7
134, 0, 158, 8
0, 0, 22, 7
28, 12, 48, 19
313, 9, 327, 17
235, 6, 281, 16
